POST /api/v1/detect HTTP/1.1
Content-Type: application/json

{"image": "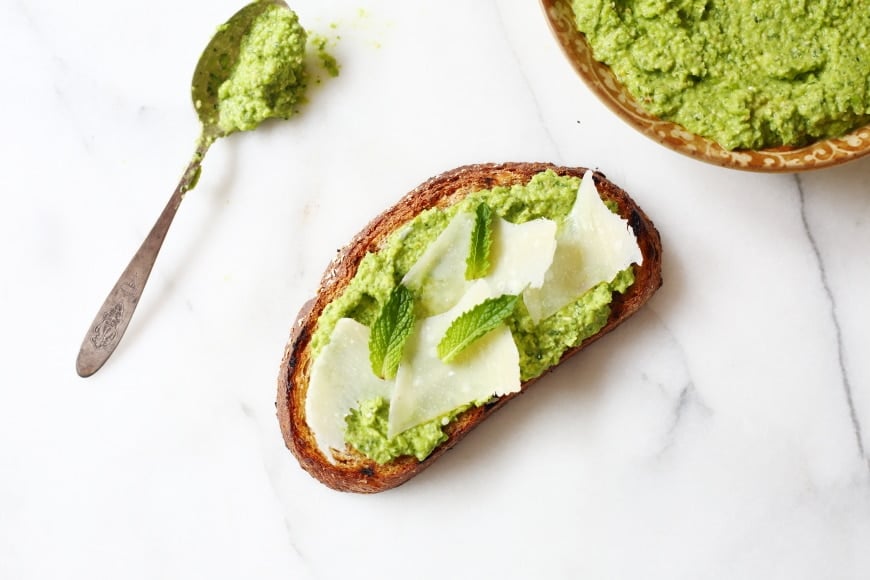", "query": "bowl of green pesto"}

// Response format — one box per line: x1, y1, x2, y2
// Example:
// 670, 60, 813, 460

541, 0, 870, 171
